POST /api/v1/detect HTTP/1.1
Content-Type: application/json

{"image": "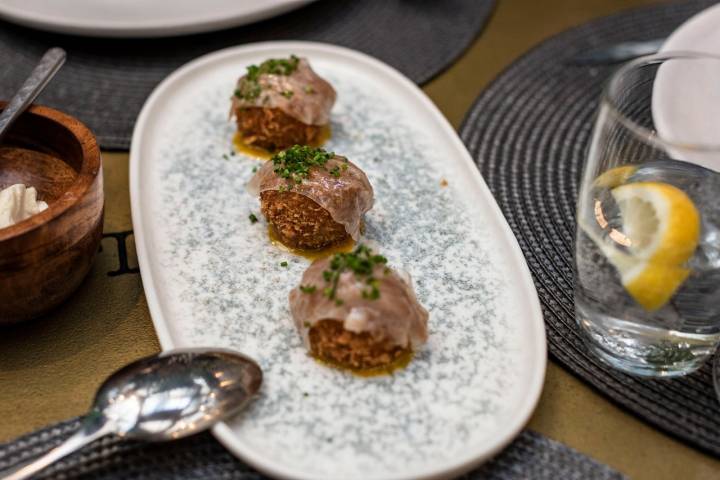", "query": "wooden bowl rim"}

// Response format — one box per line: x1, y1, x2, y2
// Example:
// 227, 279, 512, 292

0, 103, 101, 242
